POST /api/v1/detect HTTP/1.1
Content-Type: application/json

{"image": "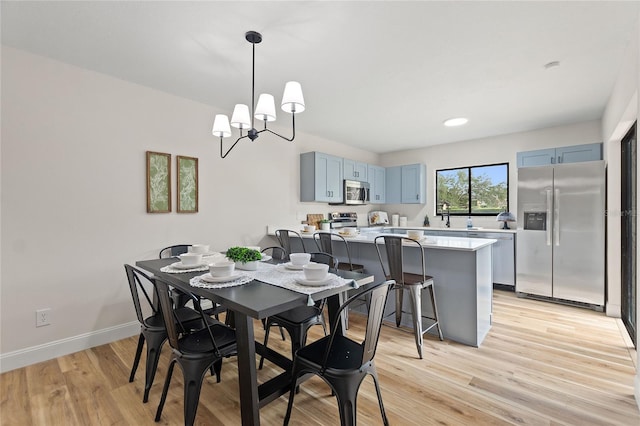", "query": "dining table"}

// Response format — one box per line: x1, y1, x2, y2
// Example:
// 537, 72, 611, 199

135, 256, 375, 426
